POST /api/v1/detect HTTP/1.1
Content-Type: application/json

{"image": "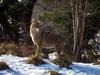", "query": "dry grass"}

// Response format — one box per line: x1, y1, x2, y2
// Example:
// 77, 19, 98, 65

0, 42, 18, 55
0, 42, 35, 57
0, 61, 10, 70
26, 55, 45, 65
18, 43, 35, 57
49, 71, 59, 75
94, 60, 100, 65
